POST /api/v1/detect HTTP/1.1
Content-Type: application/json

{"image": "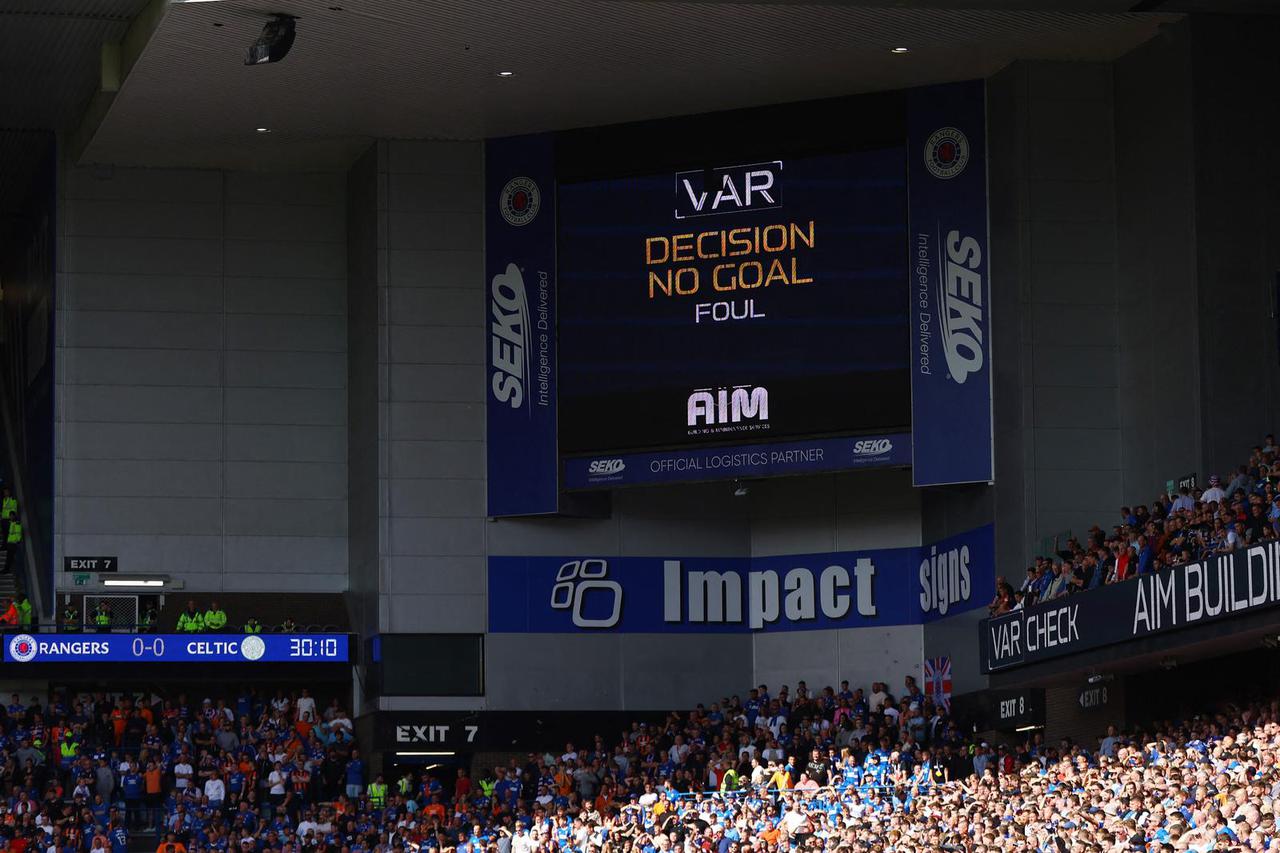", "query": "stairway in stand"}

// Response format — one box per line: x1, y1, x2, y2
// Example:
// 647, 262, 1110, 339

129, 826, 159, 853
0, 551, 16, 597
